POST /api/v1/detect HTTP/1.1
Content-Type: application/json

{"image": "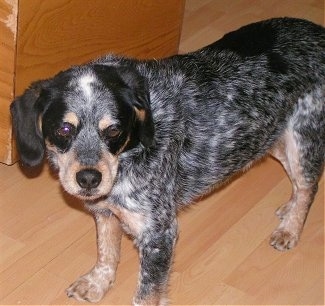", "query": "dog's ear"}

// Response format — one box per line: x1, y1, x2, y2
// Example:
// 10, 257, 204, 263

10, 80, 51, 167
94, 64, 155, 148
117, 67, 155, 148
